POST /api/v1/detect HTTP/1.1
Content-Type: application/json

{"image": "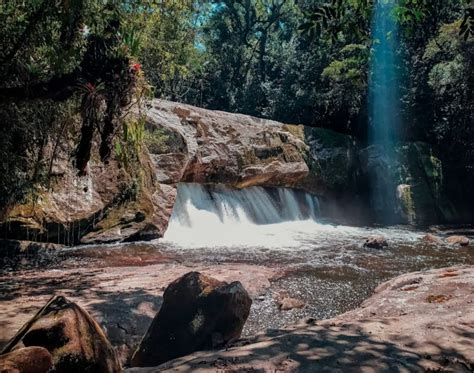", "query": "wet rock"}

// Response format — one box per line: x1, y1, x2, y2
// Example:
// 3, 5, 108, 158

123, 224, 161, 242
363, 235, 388, 249
0, 240, 63, 259
0, 347, 53, 373
277, 297, 305, 311
446, 235, 470, 246
2, 296, 121, 373
131, 271, 252, 367
422, 233, 442, 244
360, 142, 453, 225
